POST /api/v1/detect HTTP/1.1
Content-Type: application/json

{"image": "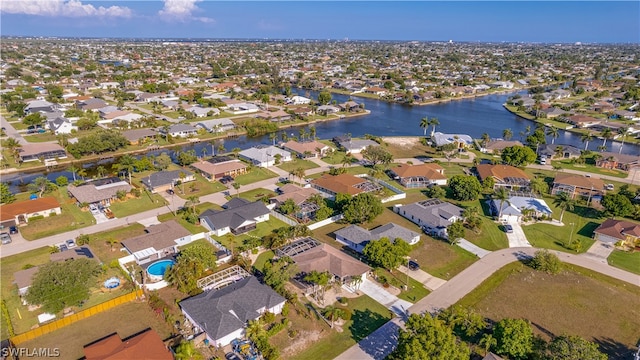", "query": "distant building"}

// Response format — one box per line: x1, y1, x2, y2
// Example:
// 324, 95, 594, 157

0, 197, 61, 227
551, 173, 606, 200
335, 223, 420, 253
141, 170, 195, 193
239, 146, 292, 168
311, 173, 382, 197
